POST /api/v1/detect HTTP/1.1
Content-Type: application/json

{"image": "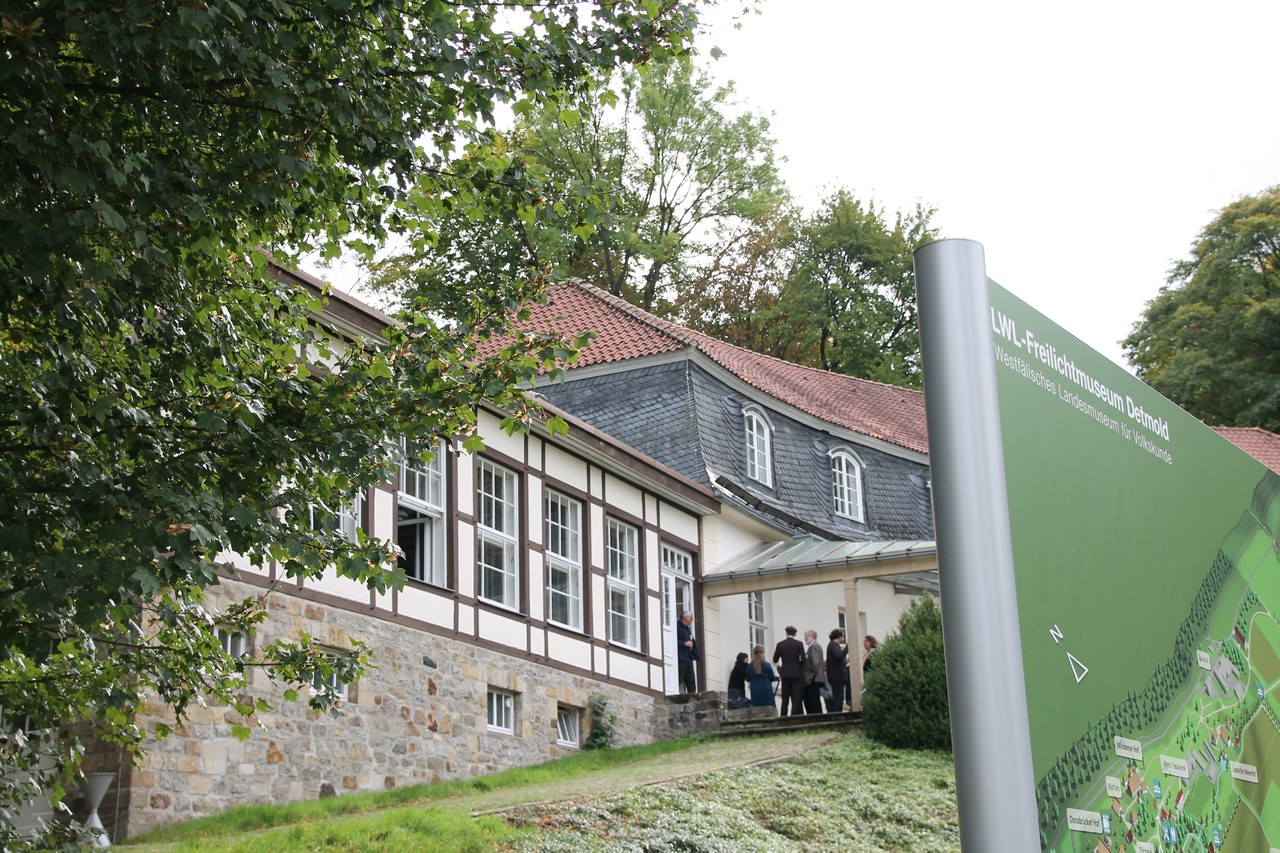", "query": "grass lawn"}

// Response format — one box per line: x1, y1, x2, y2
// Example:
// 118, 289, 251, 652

124, 731, 958, 852
507, 733, 958, 852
